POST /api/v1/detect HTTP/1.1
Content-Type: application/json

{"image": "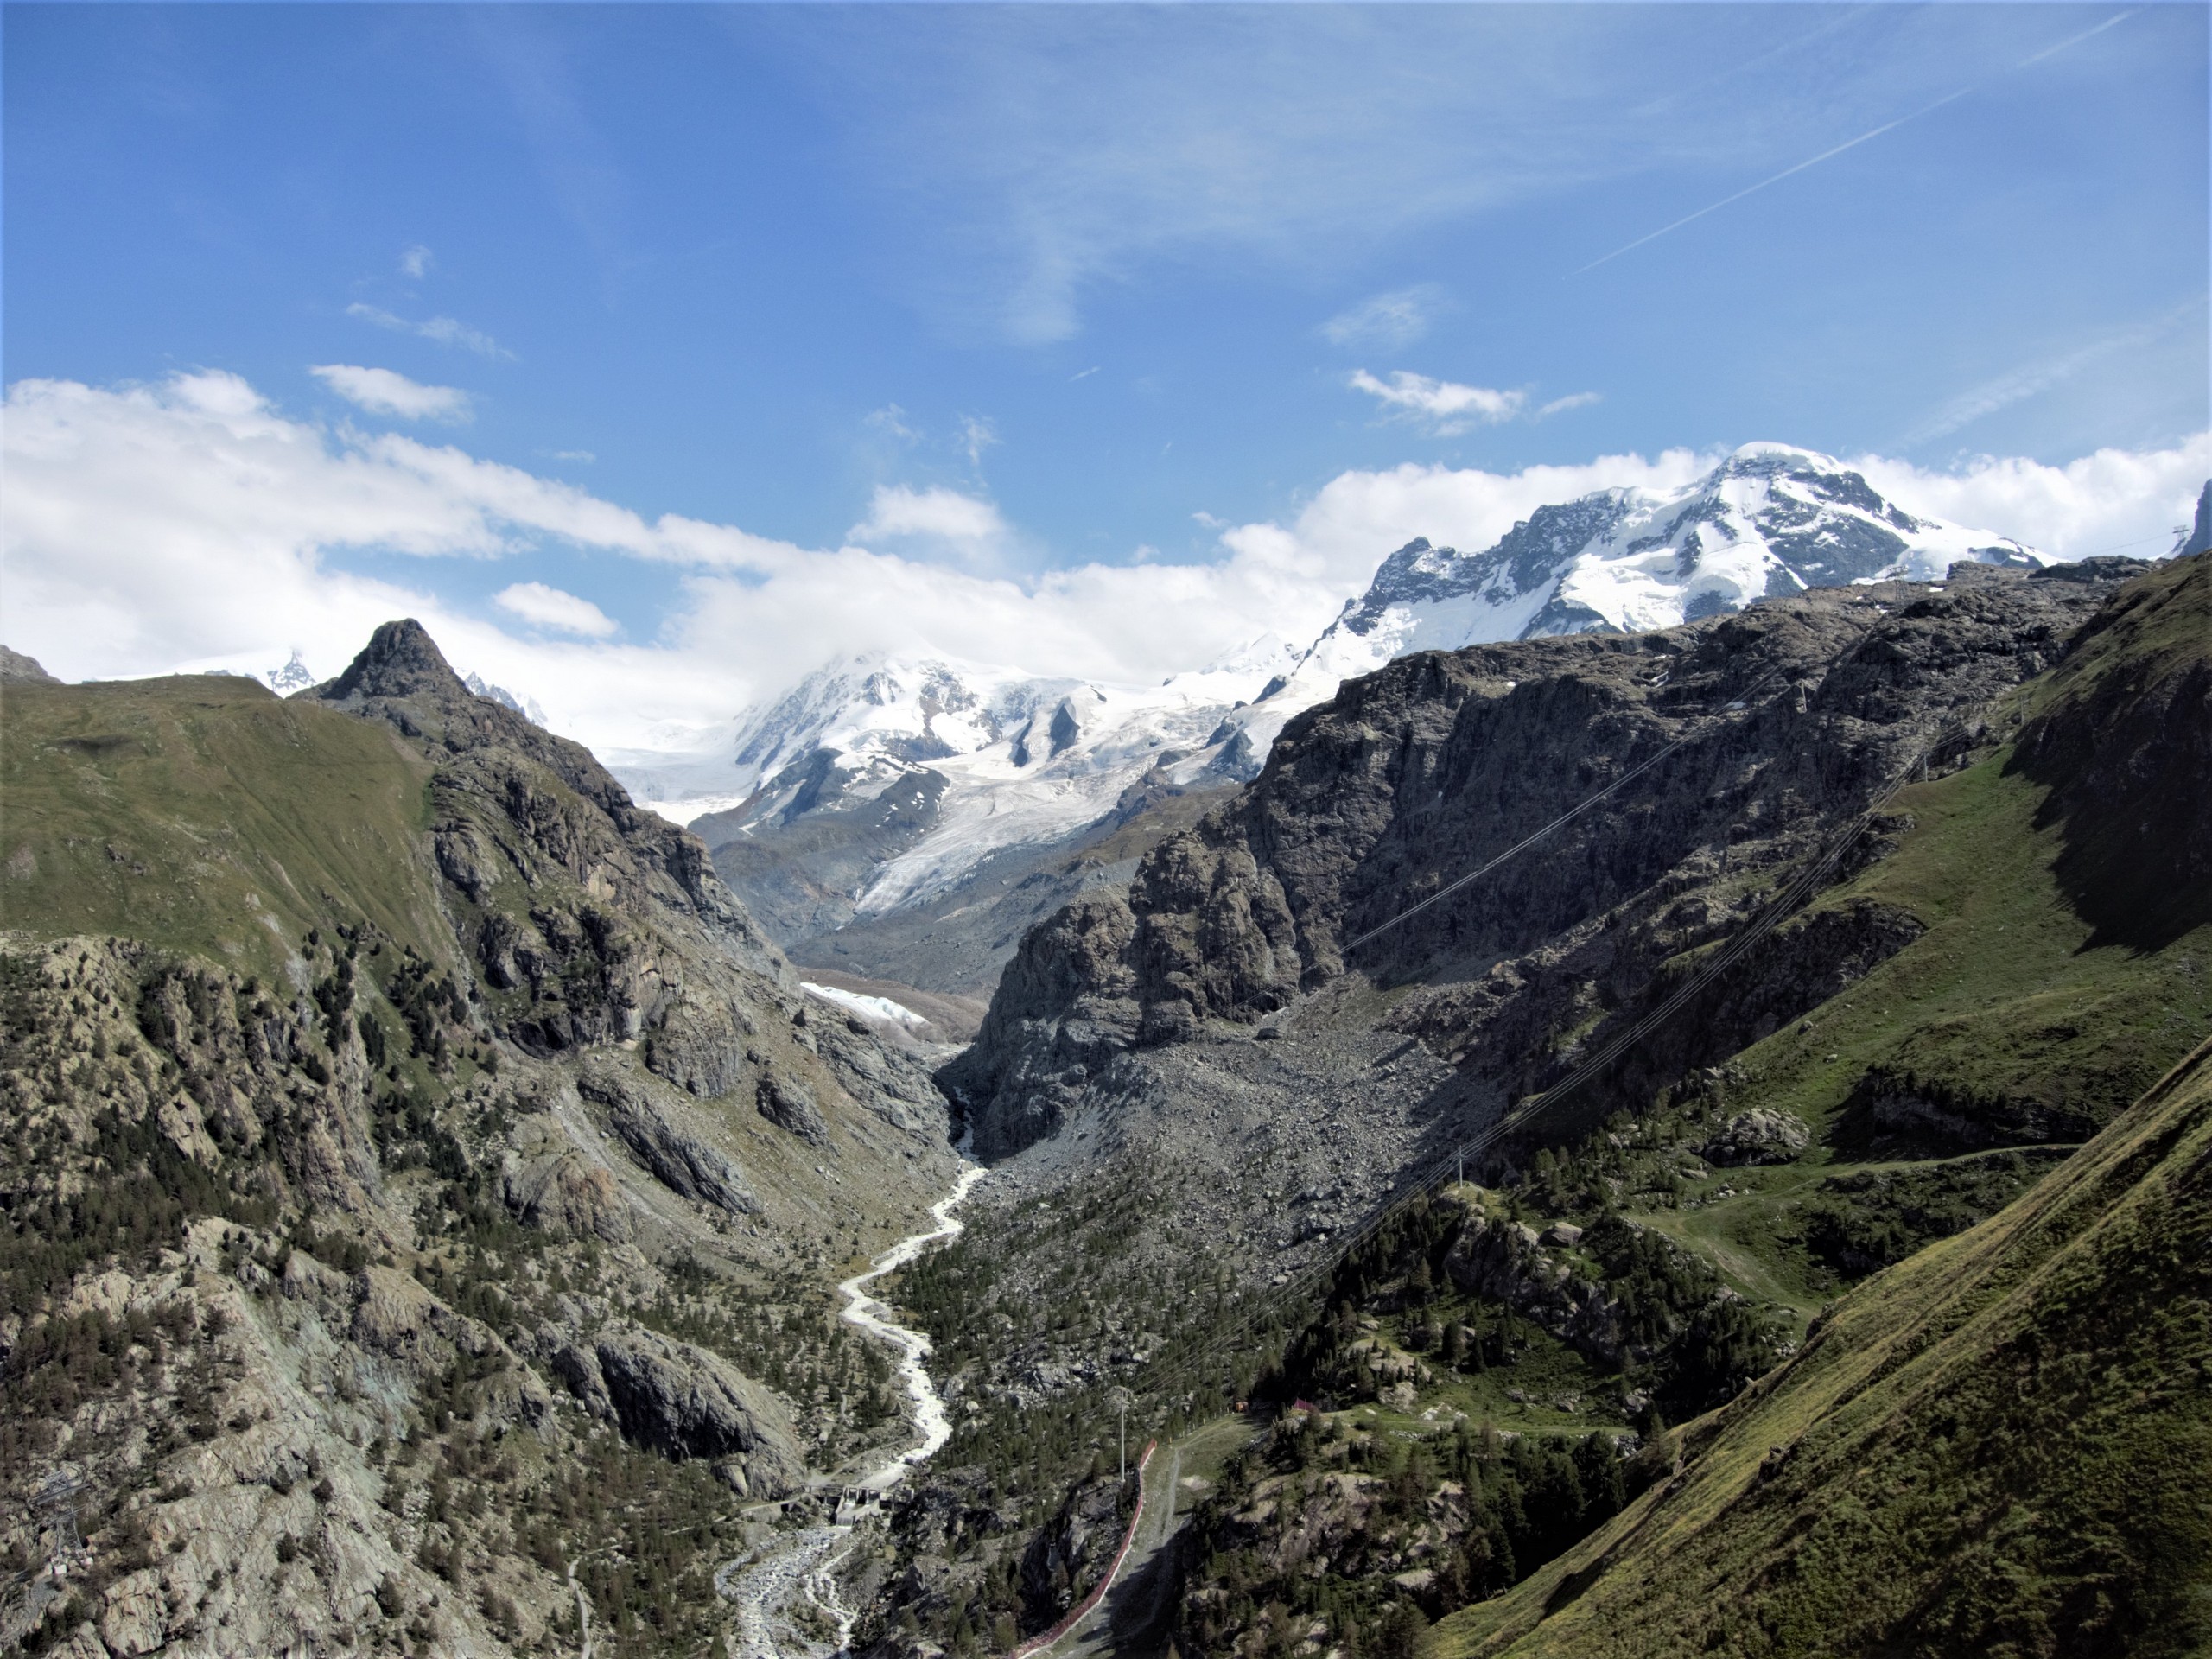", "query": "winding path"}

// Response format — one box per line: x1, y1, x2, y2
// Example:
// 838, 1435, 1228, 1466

719, 1163, 987, 1658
